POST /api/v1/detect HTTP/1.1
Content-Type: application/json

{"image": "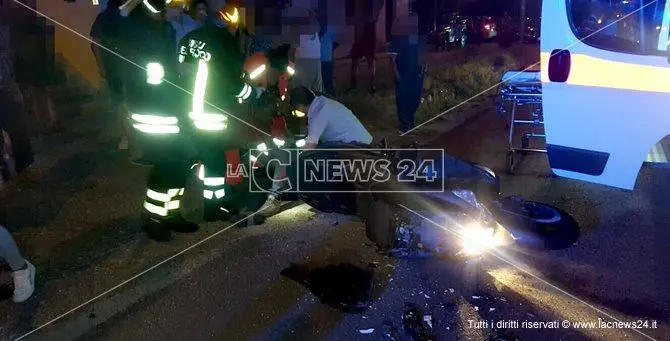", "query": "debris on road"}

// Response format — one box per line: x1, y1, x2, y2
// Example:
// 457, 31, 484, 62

448, 288, 455, 293
382, 320, 400, 340
402, 303, 435, 341
474, 306, 479, 311
359, 328, 375, 334
423, 315, 433, 328
489, 308, 496, 312
472, 296, 481, 300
